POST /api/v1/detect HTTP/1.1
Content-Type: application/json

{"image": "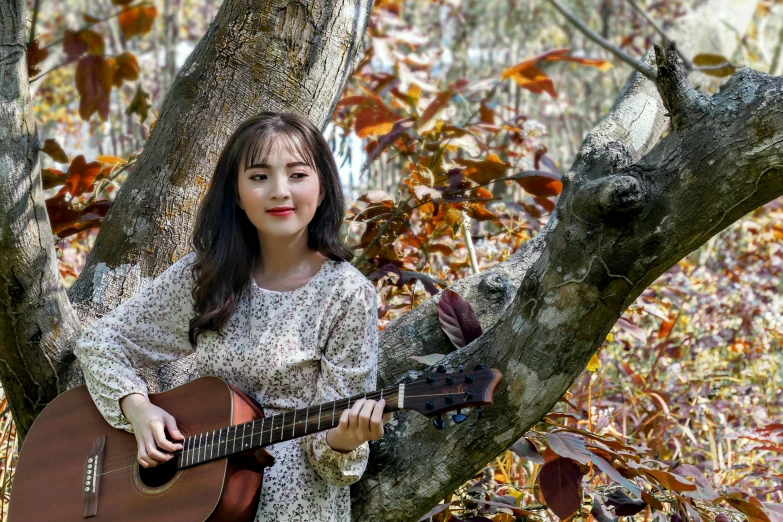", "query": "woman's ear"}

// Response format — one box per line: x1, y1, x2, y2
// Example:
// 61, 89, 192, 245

317, 187, 325, 207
